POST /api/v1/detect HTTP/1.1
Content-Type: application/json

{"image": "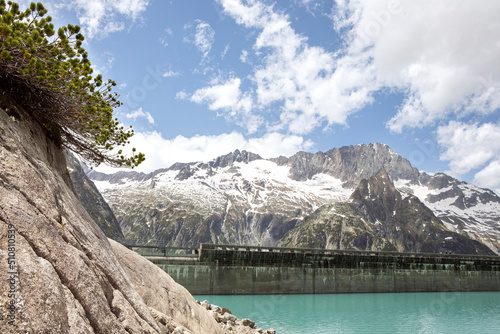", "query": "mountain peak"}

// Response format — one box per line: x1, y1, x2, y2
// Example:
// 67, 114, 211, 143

272, 143, 419, 186
374, 168, 391, 181
350, 168, 401, 207
209, 149, 262, 168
